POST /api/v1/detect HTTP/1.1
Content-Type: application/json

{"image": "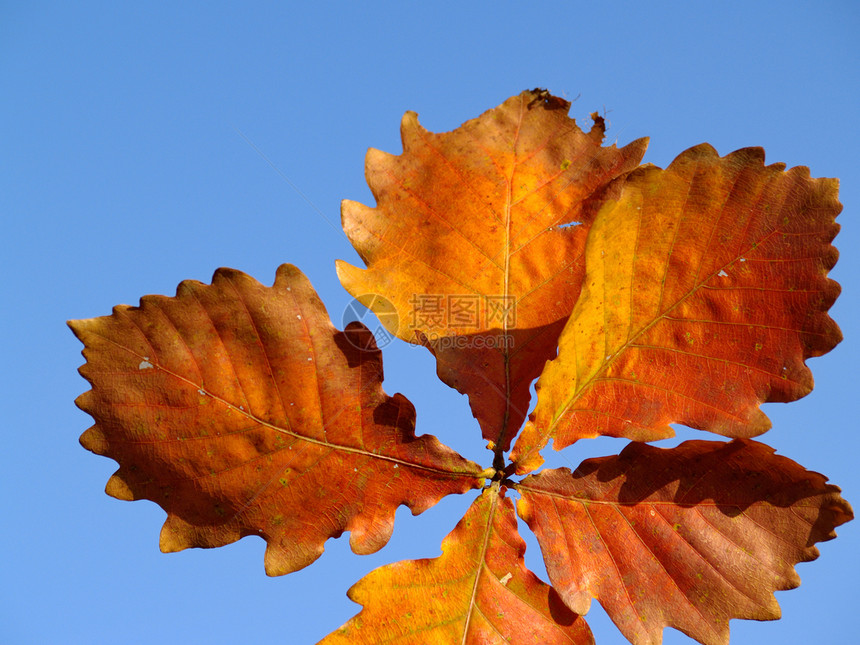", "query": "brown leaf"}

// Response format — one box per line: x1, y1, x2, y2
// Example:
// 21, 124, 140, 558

69, 264, 487, 576
511, 145, 841, 472
516, 439, 853, 645
337, 89, 648, 453
320, 485, 594, 645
